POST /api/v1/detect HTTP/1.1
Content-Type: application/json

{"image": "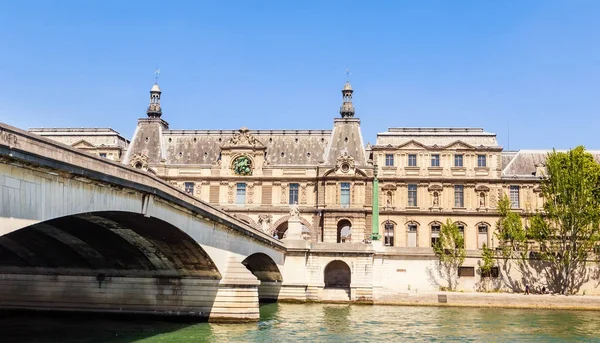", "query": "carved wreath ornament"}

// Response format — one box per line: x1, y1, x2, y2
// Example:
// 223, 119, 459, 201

232, 156, 253, 176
